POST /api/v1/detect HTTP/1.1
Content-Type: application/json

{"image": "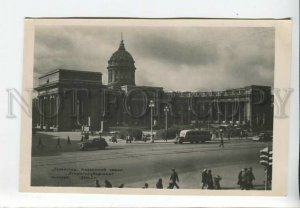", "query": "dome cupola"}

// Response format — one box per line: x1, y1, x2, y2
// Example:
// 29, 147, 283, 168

108, 40, 135, 67
107, 38, 136, 89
